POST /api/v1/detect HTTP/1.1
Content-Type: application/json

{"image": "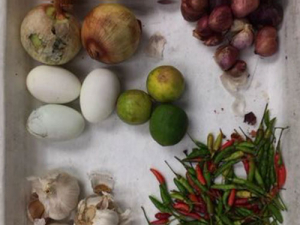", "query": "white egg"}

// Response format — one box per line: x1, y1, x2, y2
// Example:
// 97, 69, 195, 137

80, 69, 120, 123
27, 104, 85, 141
26, 65, 81, 104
